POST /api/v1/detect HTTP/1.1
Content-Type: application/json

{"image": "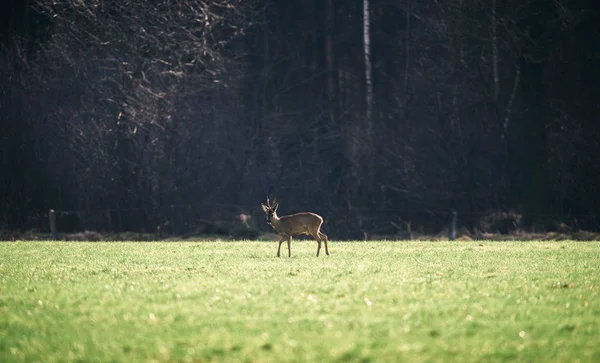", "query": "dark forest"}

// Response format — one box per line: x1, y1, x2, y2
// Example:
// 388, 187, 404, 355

1, 0, 599, 239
